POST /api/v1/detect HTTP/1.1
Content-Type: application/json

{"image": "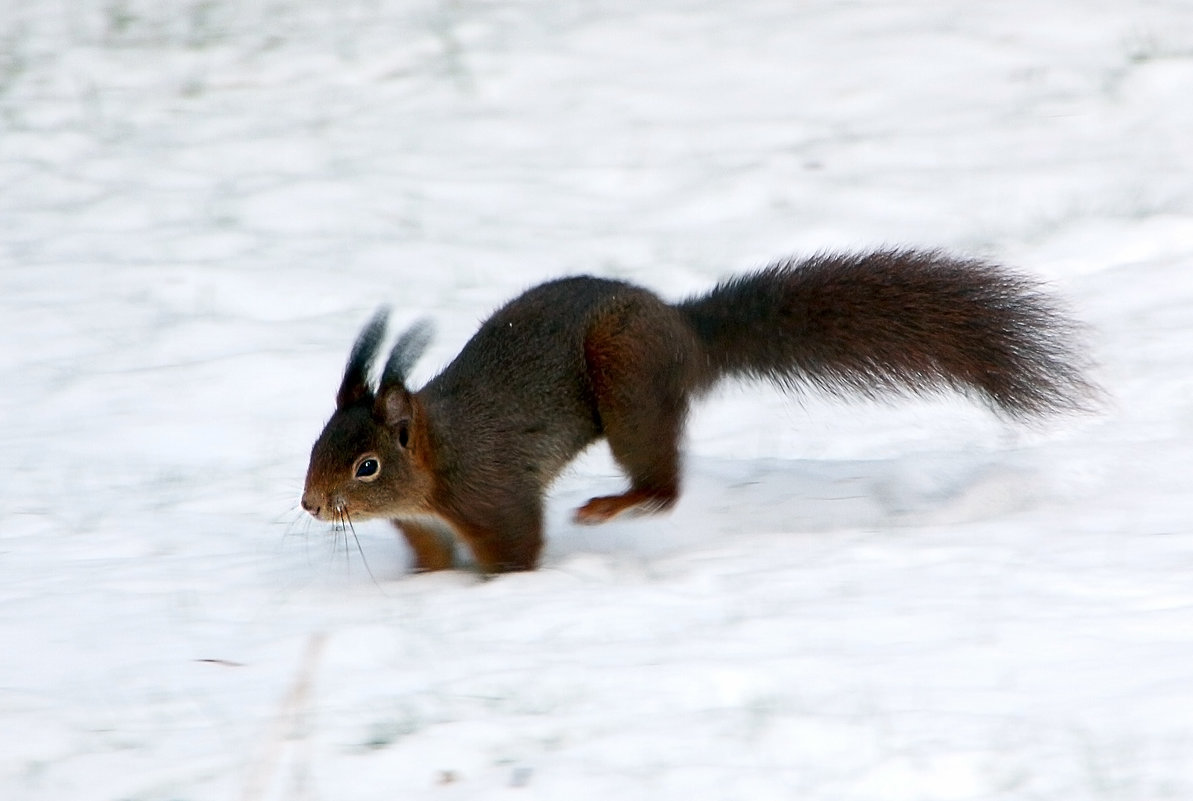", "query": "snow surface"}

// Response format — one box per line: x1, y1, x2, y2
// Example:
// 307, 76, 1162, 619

2, 1, 1193, 799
